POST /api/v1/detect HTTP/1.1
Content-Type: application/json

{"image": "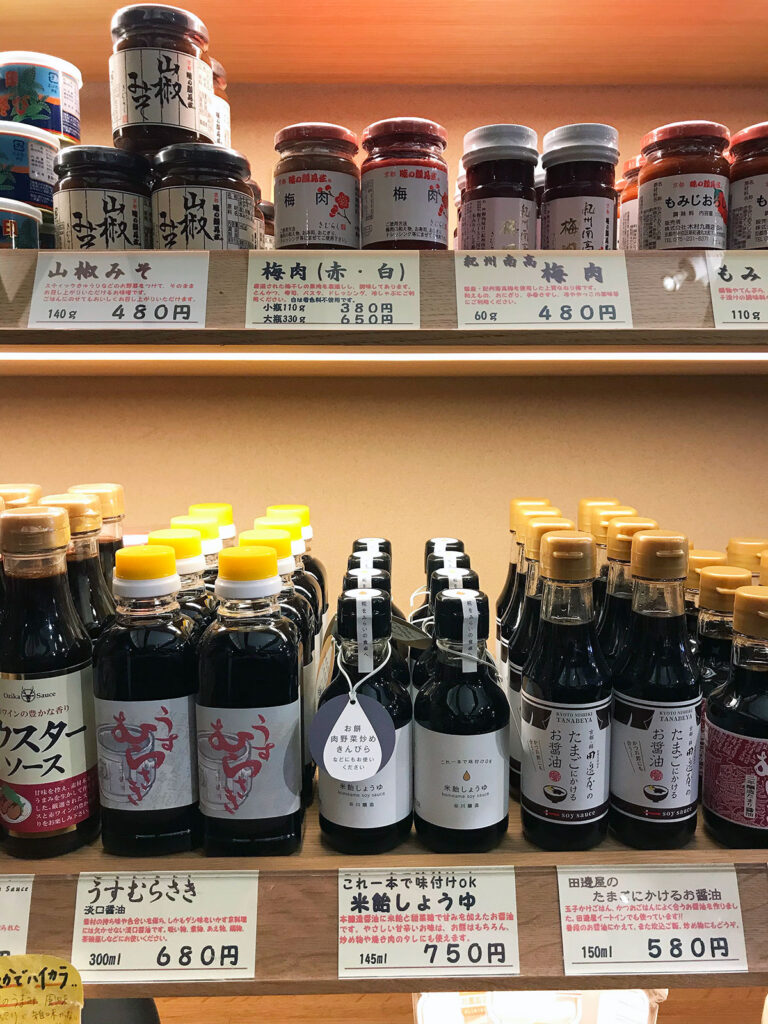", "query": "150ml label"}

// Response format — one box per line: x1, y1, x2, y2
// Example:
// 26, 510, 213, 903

703, 721, 768, 830
619, 197, 639, 250
153, 186, 254, 250
459, 196, 535, 250
274, 169, 360, 248
362, 164, 449, 246
94, 695, 197, 812
729, 173, 768, 249
639, 174, 728, 249
109, 47, 213, 137
54, 188, 152, 250
541, 196, 617, 250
